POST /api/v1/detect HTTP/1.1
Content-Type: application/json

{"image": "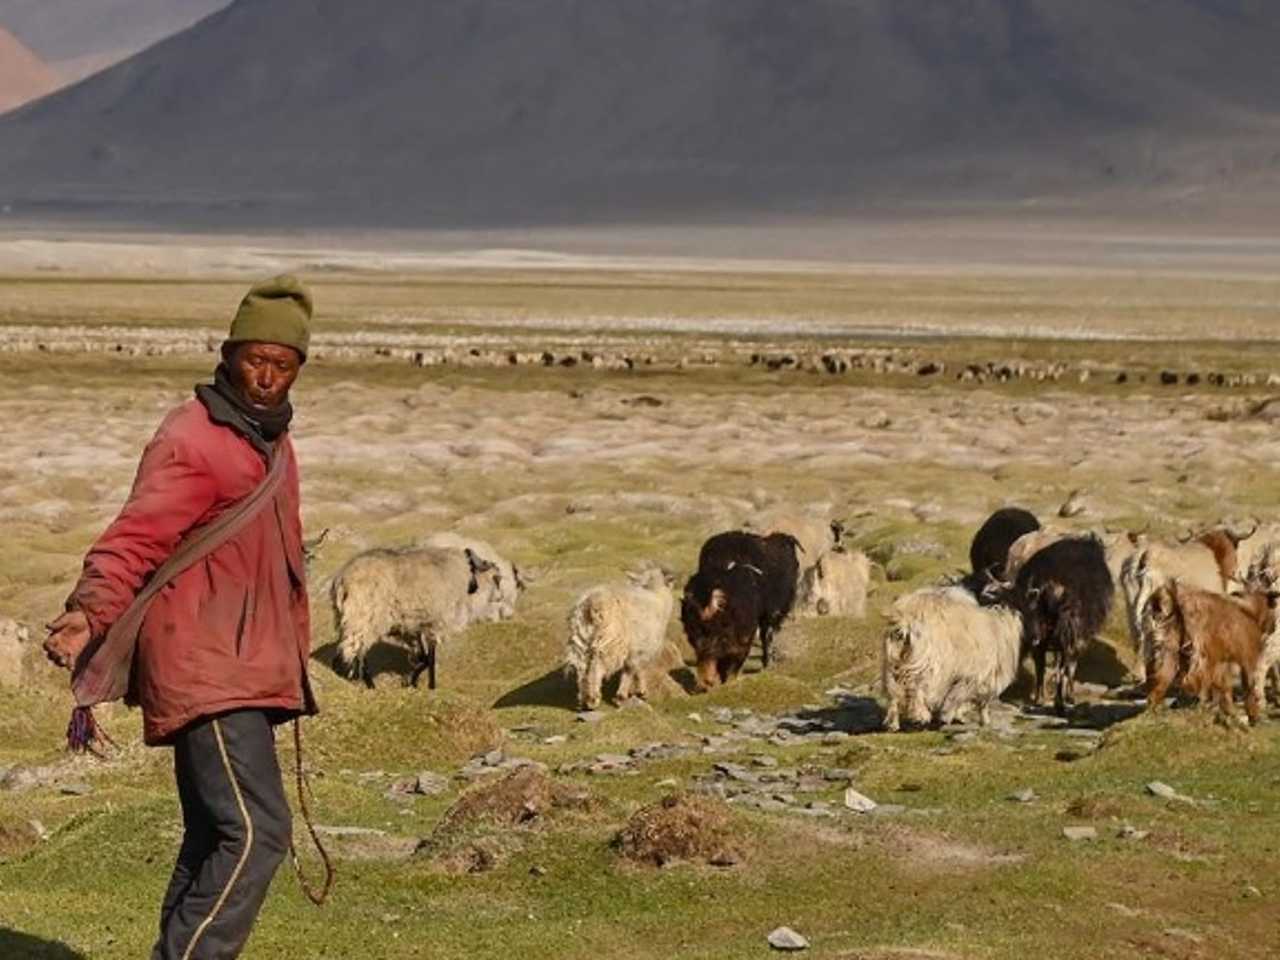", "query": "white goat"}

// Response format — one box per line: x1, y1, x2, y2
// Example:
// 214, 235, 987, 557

564, 566, 675, 711
419, 531, 525, 619
882, 586, 1022, 731
331, 546, 502, 689
795, 547, 871, 618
